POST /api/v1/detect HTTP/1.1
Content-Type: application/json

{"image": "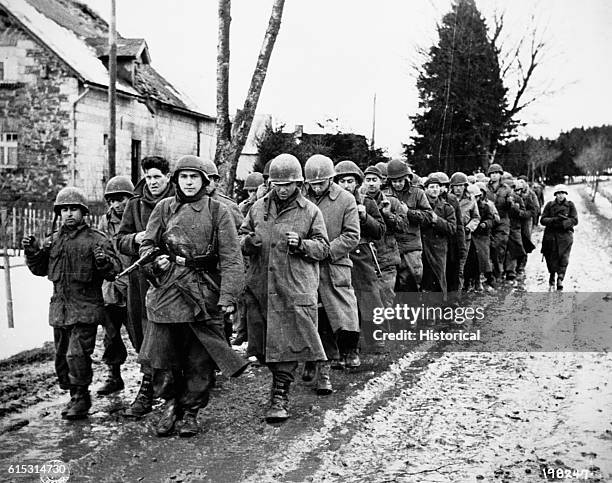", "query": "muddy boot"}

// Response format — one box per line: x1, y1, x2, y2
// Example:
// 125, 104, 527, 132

548, 273, 556, 289
61, 387, 78, 418
97, 365, 124, 395
156, 399, 179, 436
65, 387, 91, 420
316, 362, 333, 395
265, 379, 290, 423
301, 361, 317, 383
124, 374, 153, 418
556, 273, 564, 291
178, 409, 199, 438
345, 349, 361, 368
